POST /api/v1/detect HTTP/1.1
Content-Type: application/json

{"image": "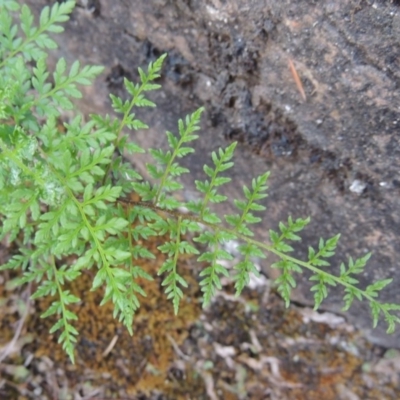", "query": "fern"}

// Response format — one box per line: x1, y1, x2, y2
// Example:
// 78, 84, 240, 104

0, 1, 399, 364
